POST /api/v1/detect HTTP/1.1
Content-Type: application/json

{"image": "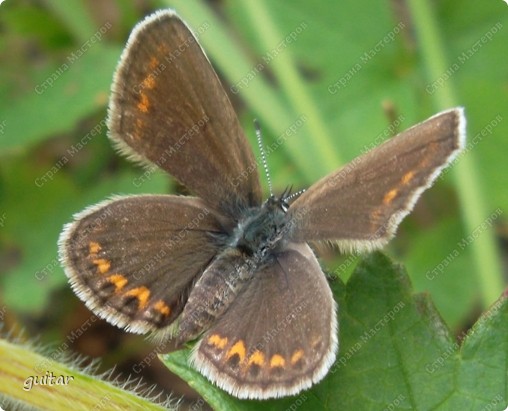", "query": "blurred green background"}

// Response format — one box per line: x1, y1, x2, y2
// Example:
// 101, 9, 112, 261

0, 0, 507, 405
